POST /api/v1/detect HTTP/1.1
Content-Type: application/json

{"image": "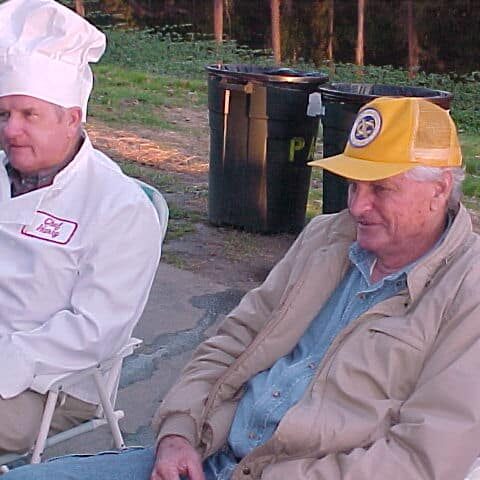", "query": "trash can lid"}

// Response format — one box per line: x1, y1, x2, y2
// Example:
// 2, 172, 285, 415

206, 64, 328, 85
319, 83, 452, 108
